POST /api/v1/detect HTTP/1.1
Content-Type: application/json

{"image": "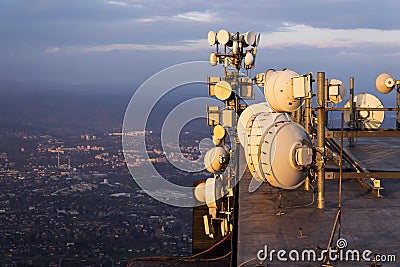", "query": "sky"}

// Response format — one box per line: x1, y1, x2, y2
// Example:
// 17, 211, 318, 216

1, 0, 400, 99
